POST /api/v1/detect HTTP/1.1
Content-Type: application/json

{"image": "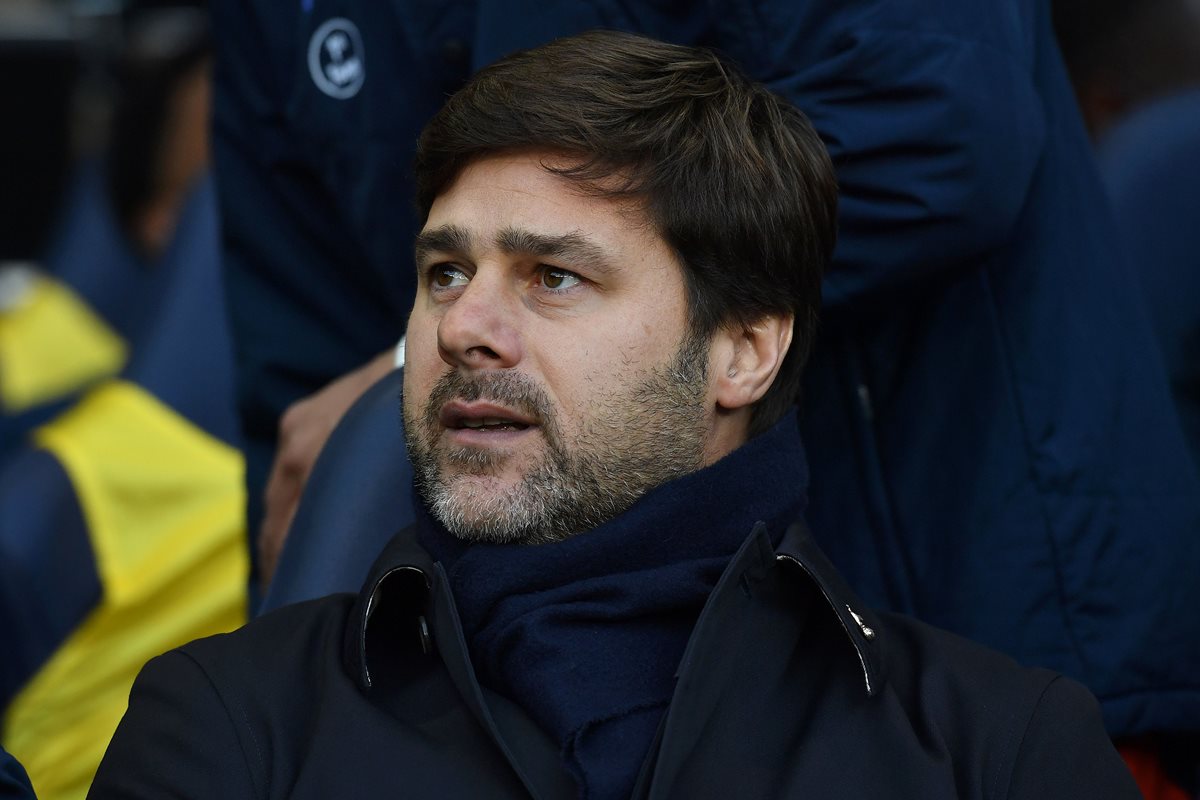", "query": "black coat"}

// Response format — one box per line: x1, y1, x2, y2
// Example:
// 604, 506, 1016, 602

90, 523, 1138, 799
